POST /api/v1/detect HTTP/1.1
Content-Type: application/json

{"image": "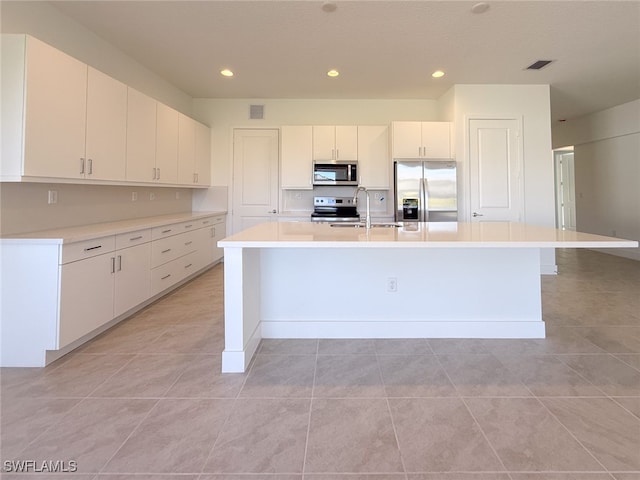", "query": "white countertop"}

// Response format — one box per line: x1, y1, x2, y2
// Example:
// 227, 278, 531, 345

219, 221, 638, 249
1, 211, 227, 245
